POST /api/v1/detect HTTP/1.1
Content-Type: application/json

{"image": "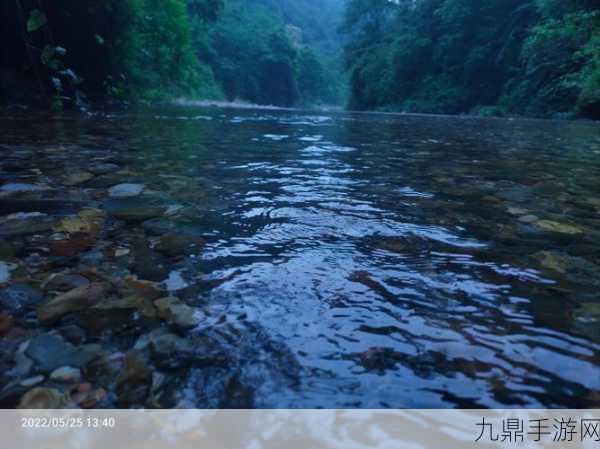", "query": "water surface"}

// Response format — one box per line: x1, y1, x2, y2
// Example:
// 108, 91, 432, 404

2, 107, 600, 408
